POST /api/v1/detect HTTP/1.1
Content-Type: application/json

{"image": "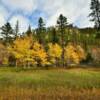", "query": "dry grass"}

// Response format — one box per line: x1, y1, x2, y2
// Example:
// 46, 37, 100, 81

0, 67, 100, 100
0, 88, 100, 100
